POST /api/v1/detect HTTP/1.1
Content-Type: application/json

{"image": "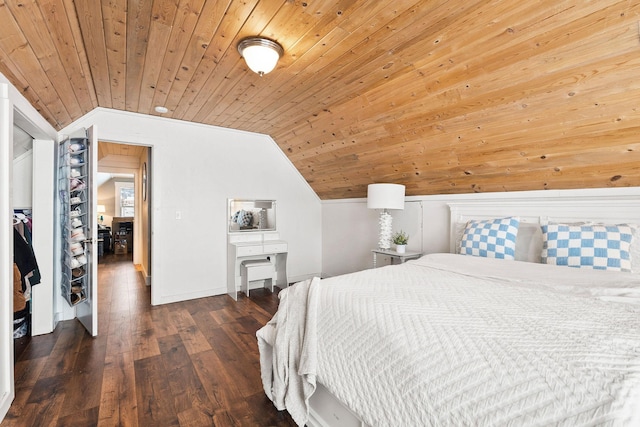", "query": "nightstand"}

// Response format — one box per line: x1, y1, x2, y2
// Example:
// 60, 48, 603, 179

371, 249, 423, 268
